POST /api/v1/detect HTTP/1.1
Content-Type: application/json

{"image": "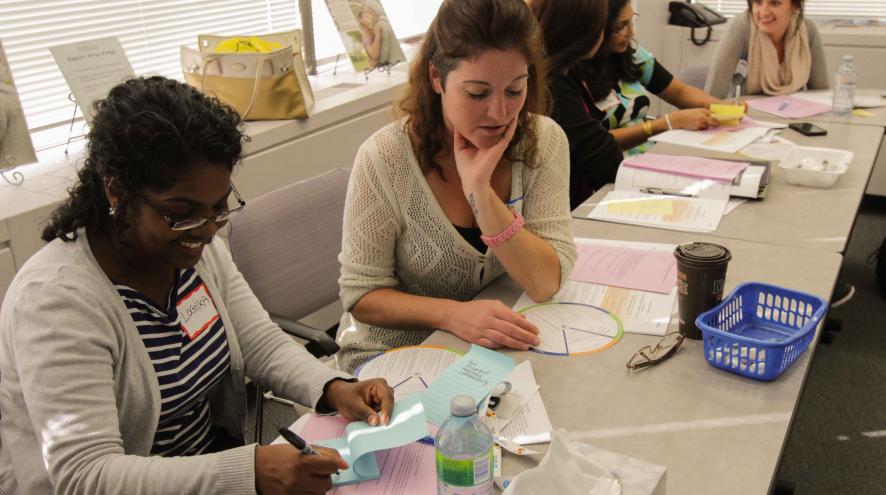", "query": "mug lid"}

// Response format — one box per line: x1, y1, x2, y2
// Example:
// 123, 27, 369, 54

674, 242, 732, 267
